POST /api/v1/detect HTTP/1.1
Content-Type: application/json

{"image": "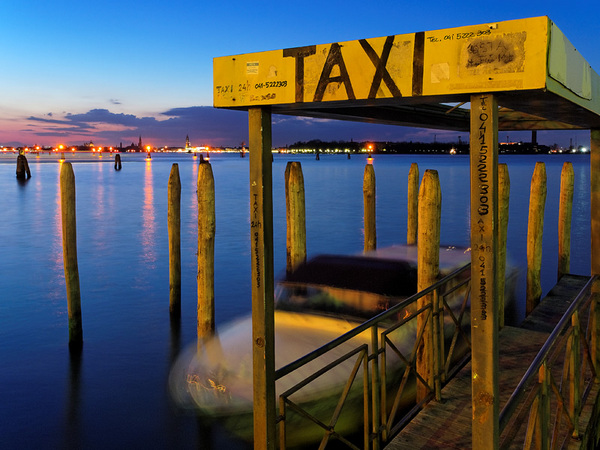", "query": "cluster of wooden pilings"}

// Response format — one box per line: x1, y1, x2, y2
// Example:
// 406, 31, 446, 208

59, 157, 576, 368
59, 158, 218, 350
363, 158, 575, 321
